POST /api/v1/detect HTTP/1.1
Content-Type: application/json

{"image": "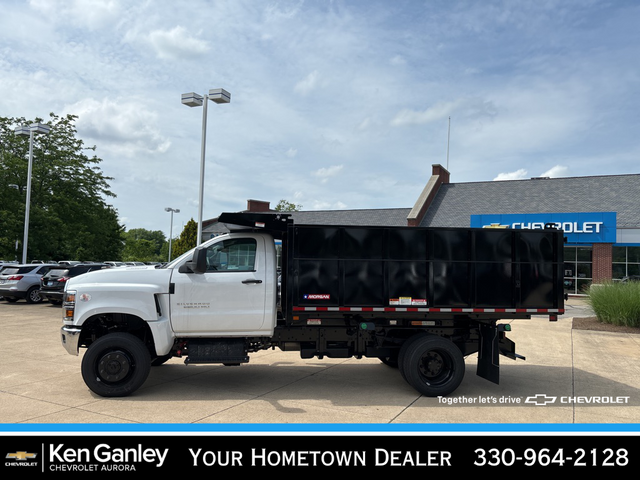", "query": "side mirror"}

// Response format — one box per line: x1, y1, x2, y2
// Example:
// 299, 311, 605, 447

178, 247, 208, 274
